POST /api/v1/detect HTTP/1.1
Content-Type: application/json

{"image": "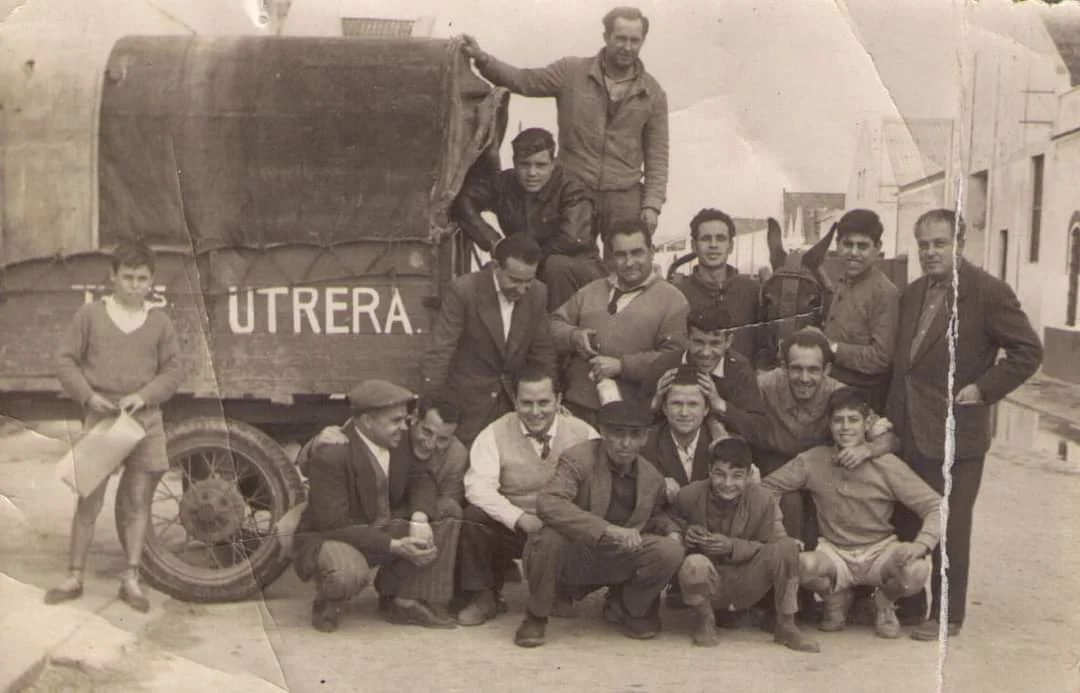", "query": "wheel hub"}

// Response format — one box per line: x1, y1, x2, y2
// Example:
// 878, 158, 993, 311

178, 477, 248, 544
